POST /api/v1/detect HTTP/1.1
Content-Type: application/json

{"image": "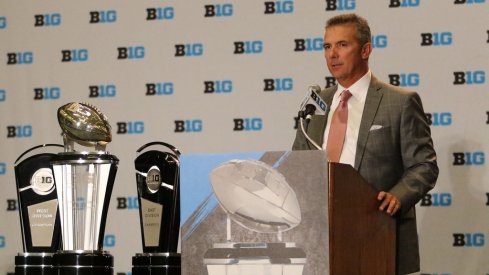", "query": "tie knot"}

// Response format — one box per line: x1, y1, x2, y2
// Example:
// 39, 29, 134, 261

340, 90, 352, 102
